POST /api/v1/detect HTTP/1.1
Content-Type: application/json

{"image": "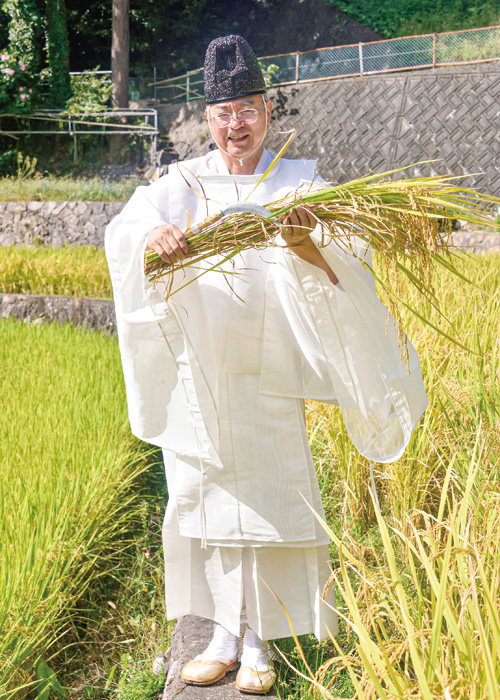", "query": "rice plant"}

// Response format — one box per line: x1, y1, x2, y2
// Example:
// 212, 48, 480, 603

299, 252, 500, 699
0, 245, 112, 298
0, 320, 152, 699
144, 167, 499, 357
